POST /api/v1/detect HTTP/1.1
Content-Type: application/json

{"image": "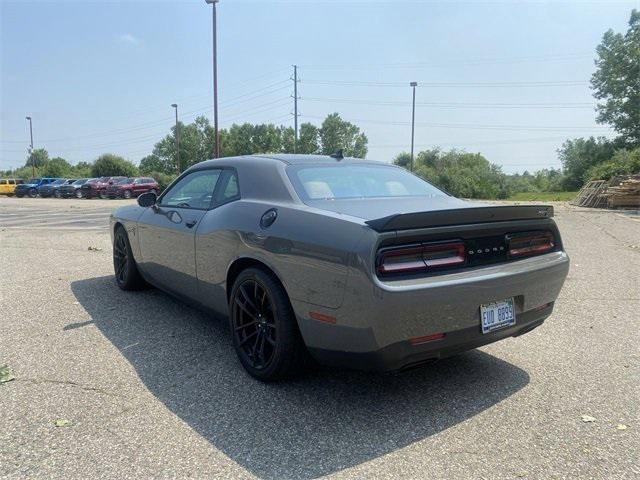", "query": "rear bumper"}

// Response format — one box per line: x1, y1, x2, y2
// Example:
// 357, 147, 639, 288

308, 304, 550, 372
293, 251, 569, 371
